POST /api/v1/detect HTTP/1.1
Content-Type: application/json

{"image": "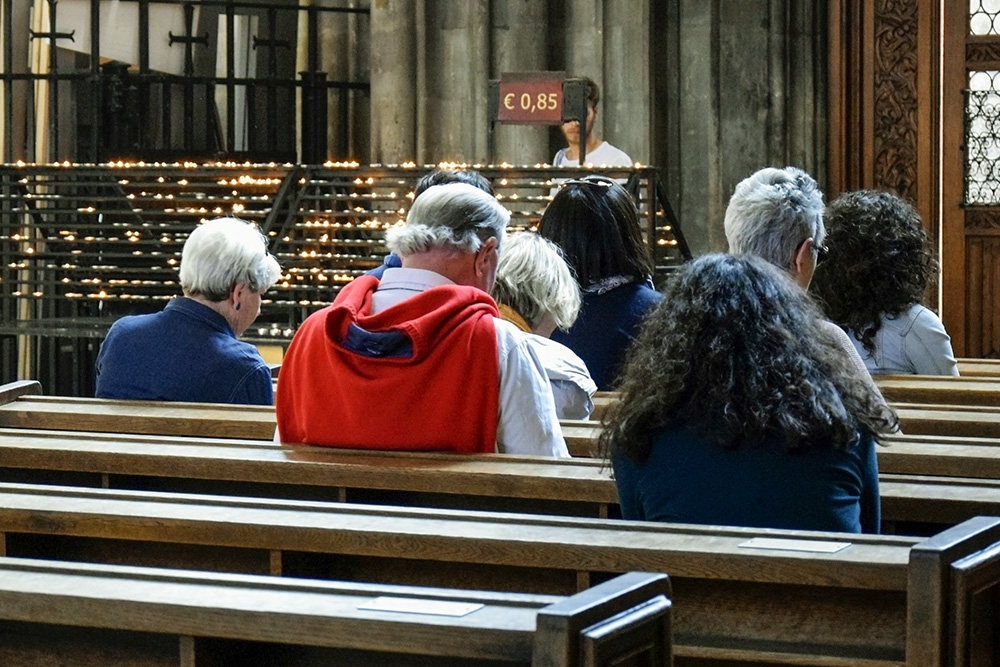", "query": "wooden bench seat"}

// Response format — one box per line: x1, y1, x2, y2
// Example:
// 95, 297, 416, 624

2, 427, 1000, 534
10, 381, 1000, 446
0, 556, 671, 667
0, 482, 995, 666
957, 358, 1000, 377
875, 375, 1000, 406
